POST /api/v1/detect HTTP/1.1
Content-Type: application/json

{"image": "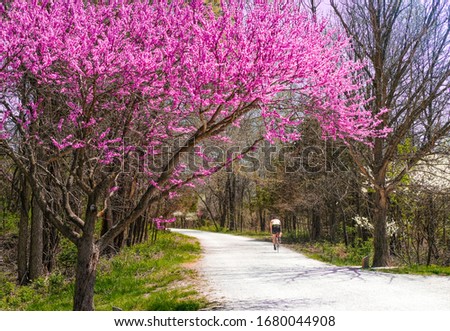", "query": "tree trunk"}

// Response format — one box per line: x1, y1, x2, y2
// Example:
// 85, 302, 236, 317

42, 162, 60, 272
227, 173, 236, 231
443, 209, 447, 262
101, 206, 114, 255
292, 214, 298, 240
219, 192, 227, 228
426, 194, 436, 266
329, 199, 337, 242
73, 238, 100, 311
239, 183, 244, 233
18, 175, 30, 285
29, 196, 44, 280
311, 208, 321, 241
372, 187, 390, 267
196, 192, 219, 231
259, 208, 266, 232
43, 221, 59, 273
342, 214, 348, 247
73, 196, 100, 311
